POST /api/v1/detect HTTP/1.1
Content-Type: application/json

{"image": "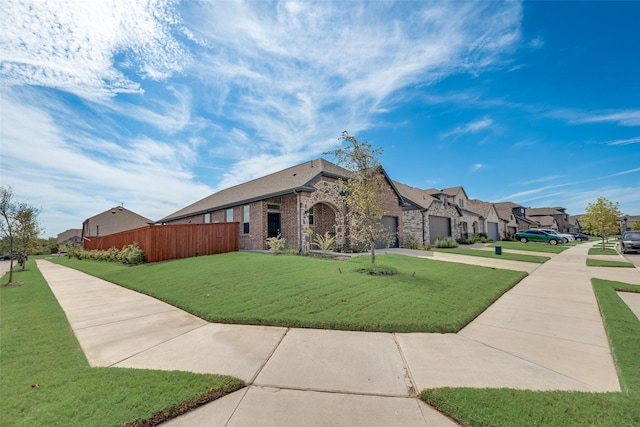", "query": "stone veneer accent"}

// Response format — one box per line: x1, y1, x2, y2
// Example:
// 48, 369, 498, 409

401, 202, 461, 246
